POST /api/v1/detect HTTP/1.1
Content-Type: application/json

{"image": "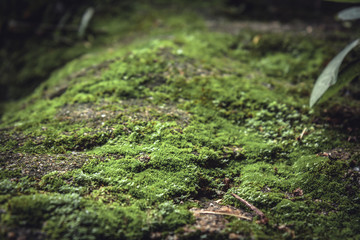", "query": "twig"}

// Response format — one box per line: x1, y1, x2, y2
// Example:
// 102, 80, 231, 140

231, 193, 268, 224
296, 127, 308, 141
193, 210, 252, 221
300, 127, 308, 140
